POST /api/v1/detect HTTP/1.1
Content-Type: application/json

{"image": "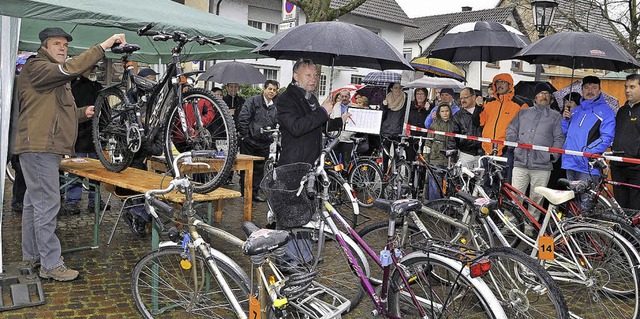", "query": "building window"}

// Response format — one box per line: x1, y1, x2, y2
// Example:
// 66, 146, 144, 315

319, 74, 327, 96
262, 68, 278, 81
486, 61, 500, 69
265, 23, 279, 34
350, 75, 363, 85
248, 20, 263, 30
403, 48, 413, 62
511, 60, 522, 71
